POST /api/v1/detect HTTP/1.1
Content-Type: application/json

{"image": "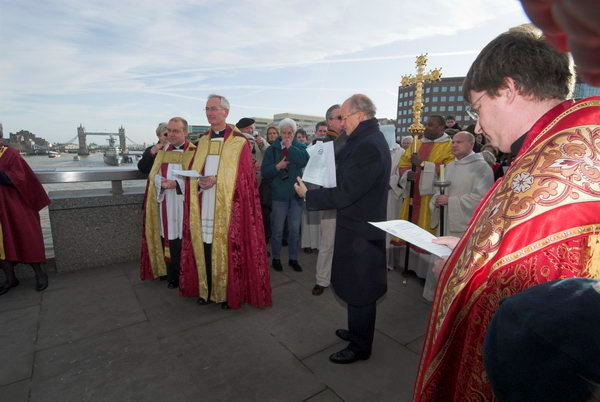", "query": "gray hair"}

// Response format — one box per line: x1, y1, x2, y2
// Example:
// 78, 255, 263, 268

168, 117, 188, 134
278, 118, 297, 133
207, 94, 230, 110
155, 122, 168, 136
455, 131, 475, 143
346, 94, 376, 118
481, 150, 497, 166
401, 136, 413, 144
325, 104, 341, 120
